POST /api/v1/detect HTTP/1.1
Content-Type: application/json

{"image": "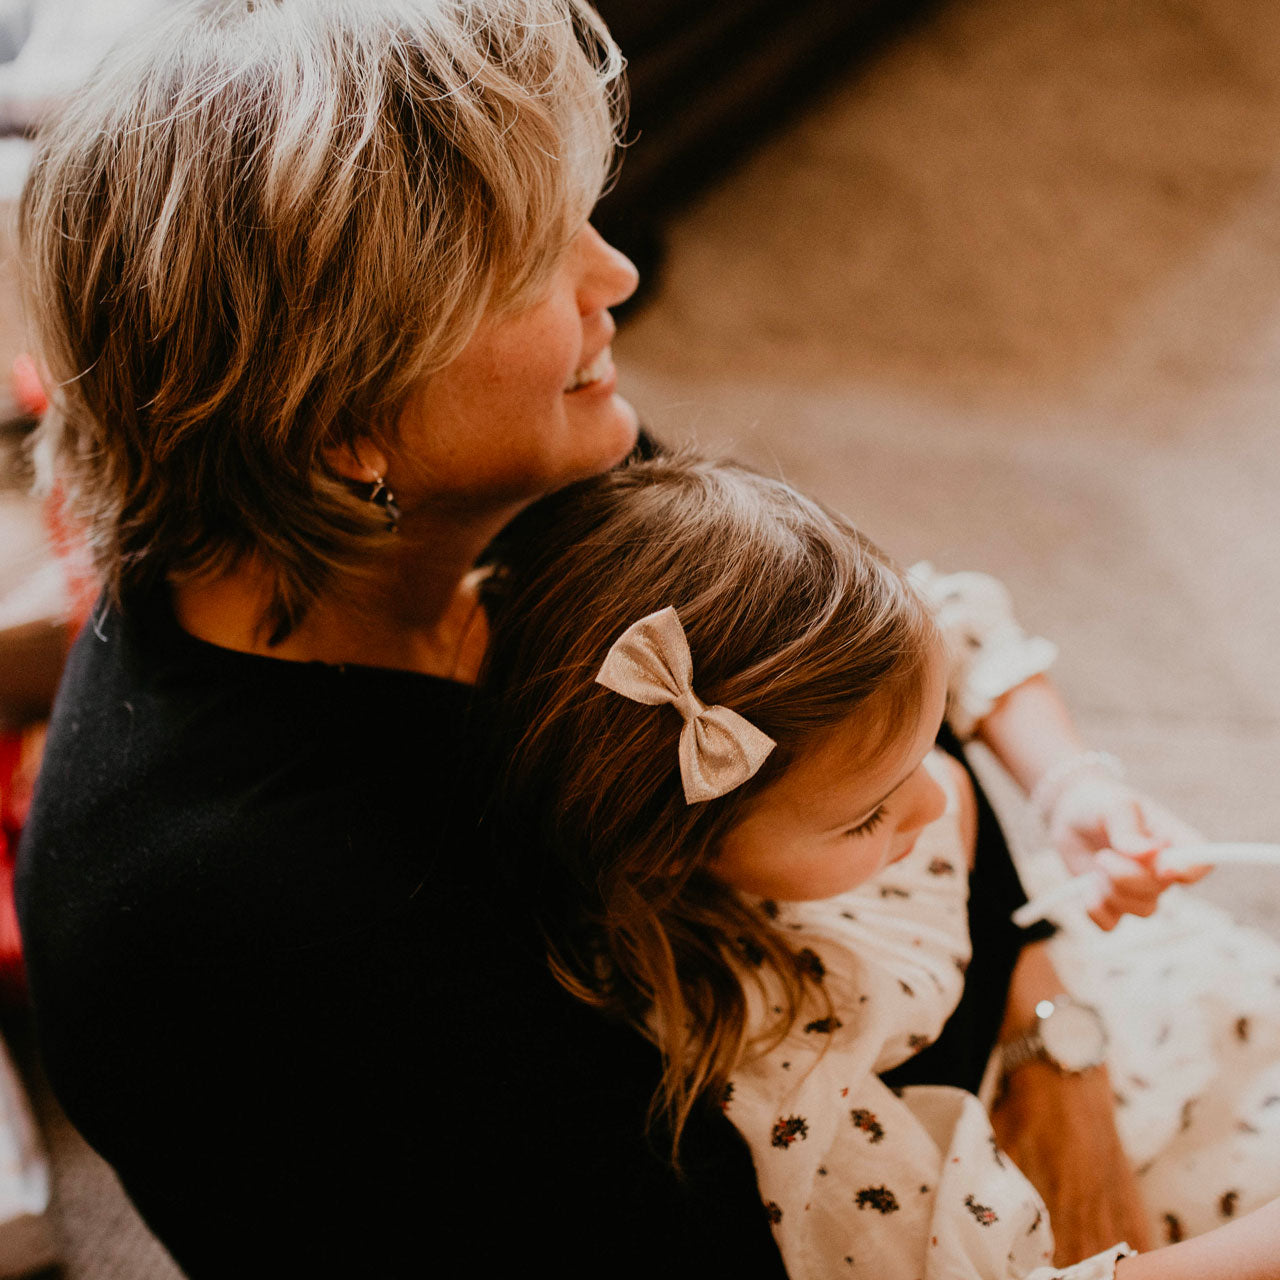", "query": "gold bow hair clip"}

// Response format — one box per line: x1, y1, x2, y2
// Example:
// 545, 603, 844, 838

595, 607, 776, 804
